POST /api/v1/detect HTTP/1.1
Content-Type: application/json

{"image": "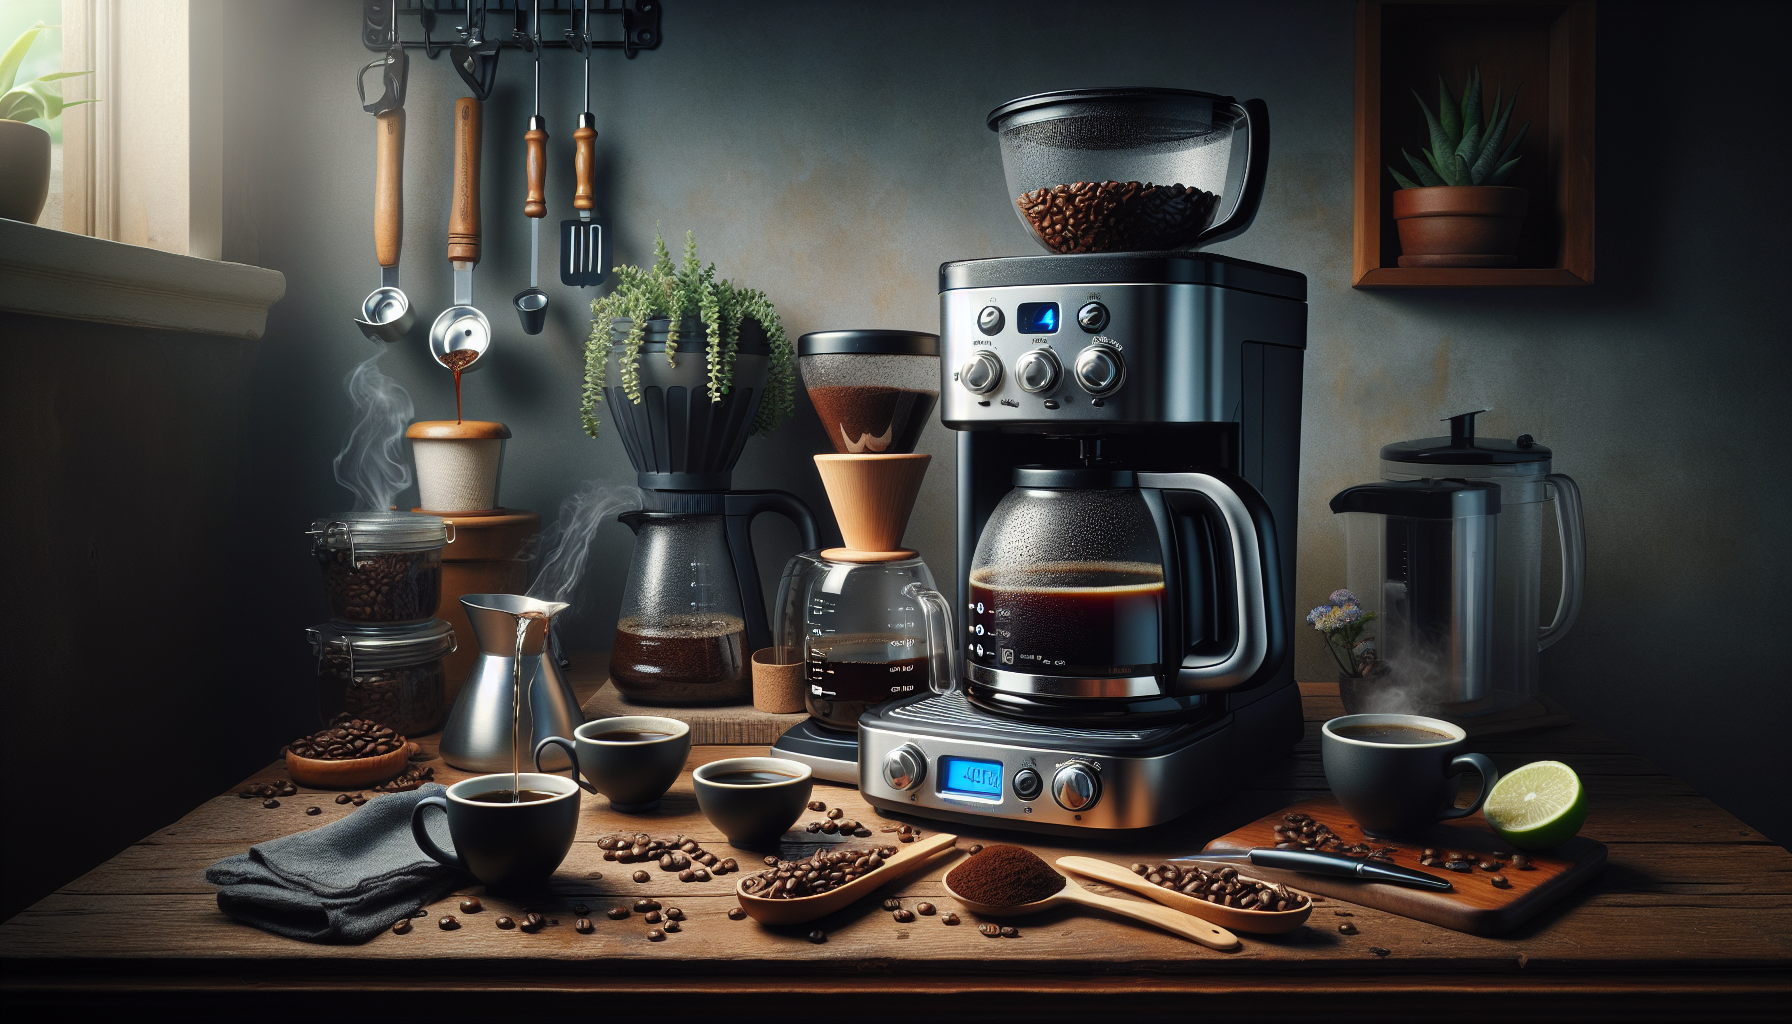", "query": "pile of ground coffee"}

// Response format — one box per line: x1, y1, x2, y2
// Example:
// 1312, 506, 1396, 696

945, 844, 1065, 906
